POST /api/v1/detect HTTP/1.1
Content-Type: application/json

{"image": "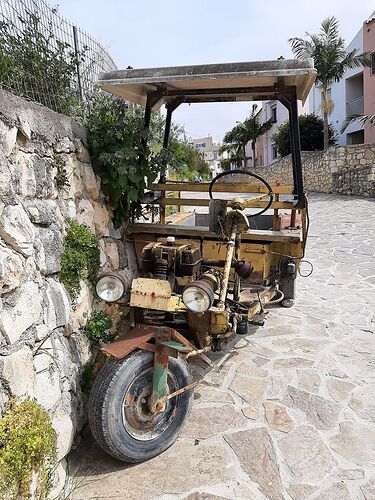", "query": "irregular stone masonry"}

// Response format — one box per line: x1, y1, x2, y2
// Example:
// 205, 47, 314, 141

0, 89, 131, 496
229, 146, 375, 197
